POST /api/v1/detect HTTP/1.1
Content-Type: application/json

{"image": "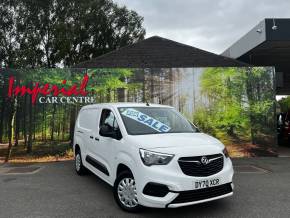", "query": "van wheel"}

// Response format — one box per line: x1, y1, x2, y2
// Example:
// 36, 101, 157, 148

75, 150, 87, 175
114, 171, 141, 212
